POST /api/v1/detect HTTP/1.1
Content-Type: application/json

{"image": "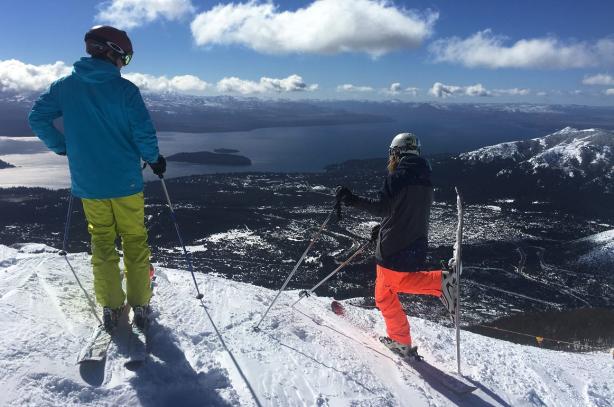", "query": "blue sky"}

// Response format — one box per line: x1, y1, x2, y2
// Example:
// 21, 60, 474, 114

1, 0, 614, 104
